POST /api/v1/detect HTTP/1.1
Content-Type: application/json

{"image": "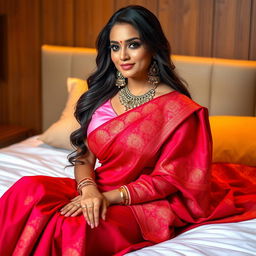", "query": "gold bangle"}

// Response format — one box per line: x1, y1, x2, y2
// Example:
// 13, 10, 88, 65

78, 182, 96, 195
77, 177, 95, 186
118, 186, 130, 205
77, 178, 96, 195
122, 185, 131, 205
77, 178, 96, 187
118, 187, 125, 204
